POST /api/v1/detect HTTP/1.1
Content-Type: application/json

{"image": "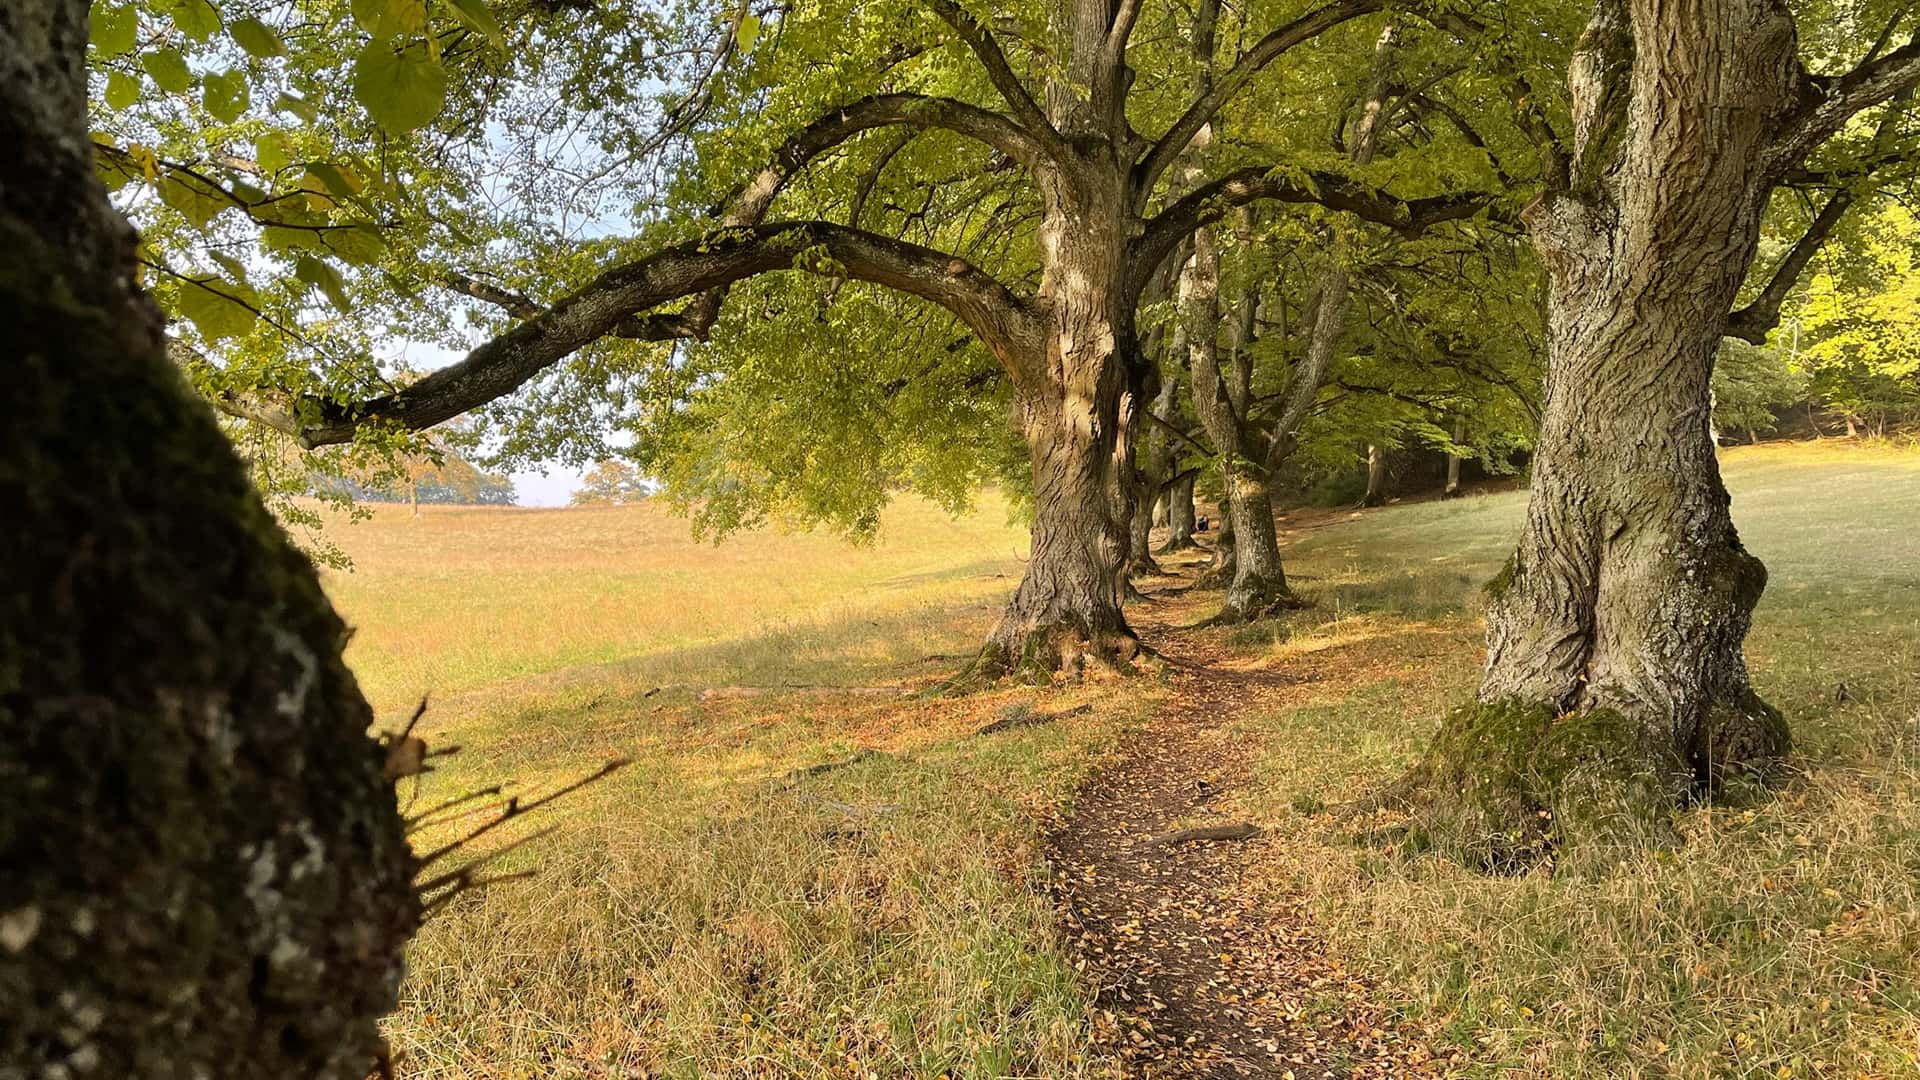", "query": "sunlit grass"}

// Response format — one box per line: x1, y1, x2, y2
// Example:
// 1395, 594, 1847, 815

1224, 441, 1920, 1078
322, 494, 1034, 716
322, 441, 1920, 1078
320, 495, 1140, 1078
